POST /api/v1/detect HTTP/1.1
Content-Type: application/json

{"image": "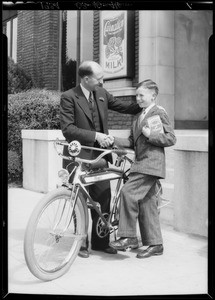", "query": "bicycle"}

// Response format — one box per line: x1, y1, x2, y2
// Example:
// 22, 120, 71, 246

24, 139, 135, 281
24, 139, 169, 281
